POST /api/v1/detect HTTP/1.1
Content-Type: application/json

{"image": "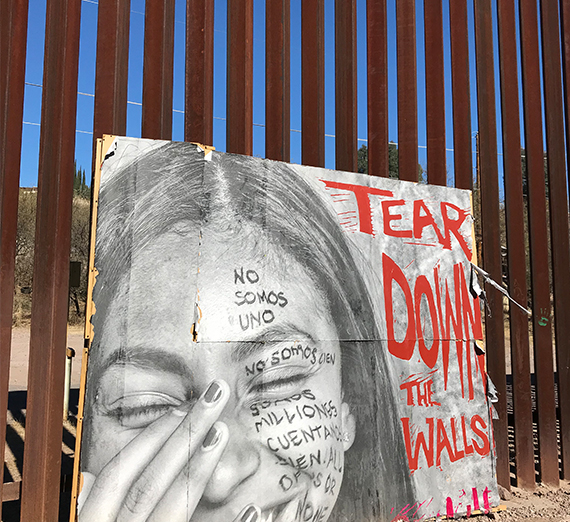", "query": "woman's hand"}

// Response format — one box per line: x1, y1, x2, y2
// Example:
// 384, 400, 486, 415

78, 380, 260, 522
